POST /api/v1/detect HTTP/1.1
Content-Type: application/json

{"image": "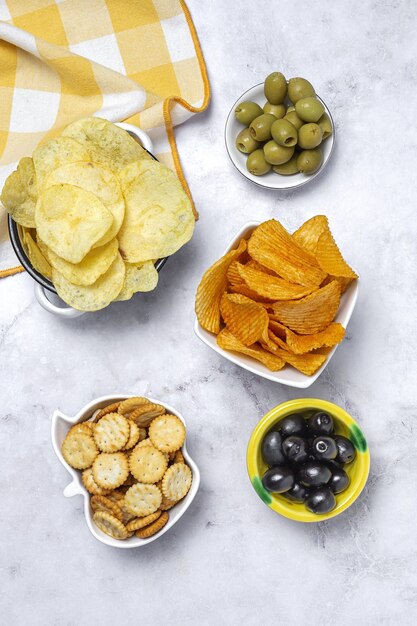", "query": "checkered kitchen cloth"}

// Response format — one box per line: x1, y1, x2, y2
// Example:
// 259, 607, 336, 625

0, 0, 210, 277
